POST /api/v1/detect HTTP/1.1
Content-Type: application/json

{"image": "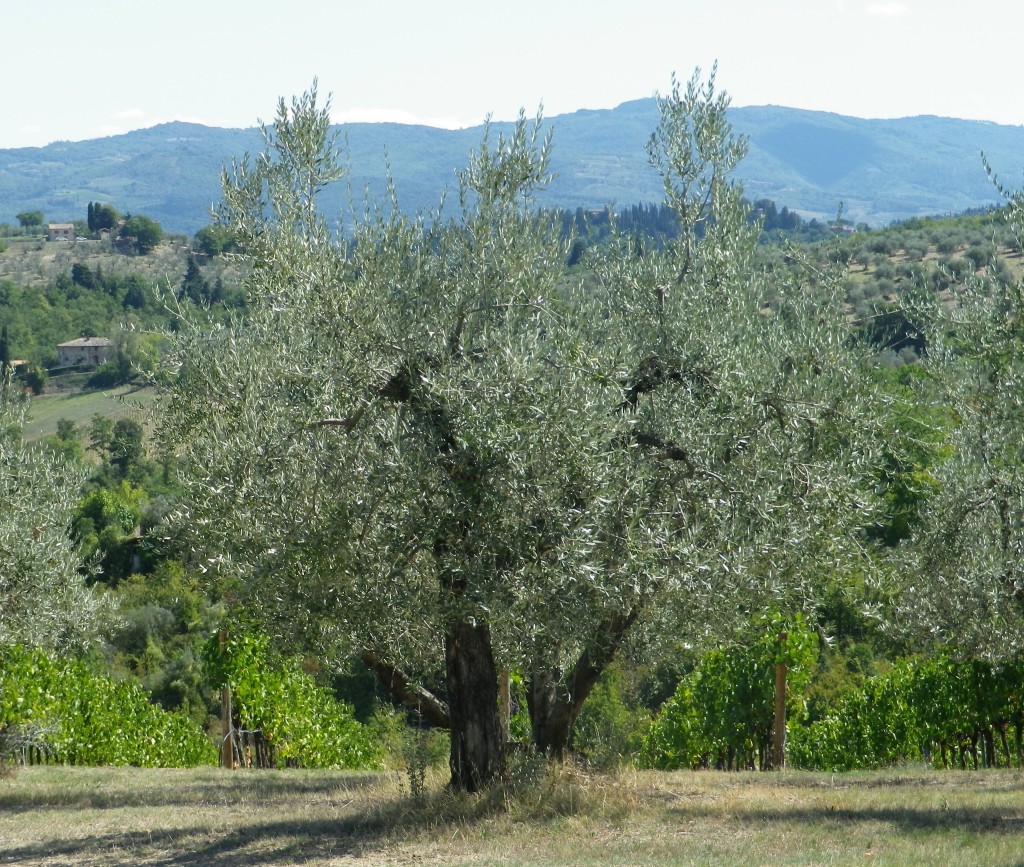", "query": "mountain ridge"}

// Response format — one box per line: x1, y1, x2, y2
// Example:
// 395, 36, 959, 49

3, 100, 1022, 234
